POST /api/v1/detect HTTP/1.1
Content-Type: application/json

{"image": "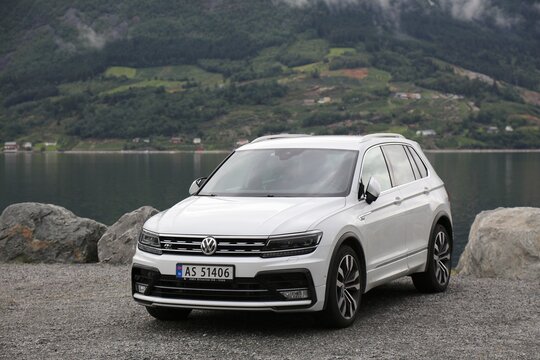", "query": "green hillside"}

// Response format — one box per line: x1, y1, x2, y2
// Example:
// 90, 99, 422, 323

1, 0, 540, 149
